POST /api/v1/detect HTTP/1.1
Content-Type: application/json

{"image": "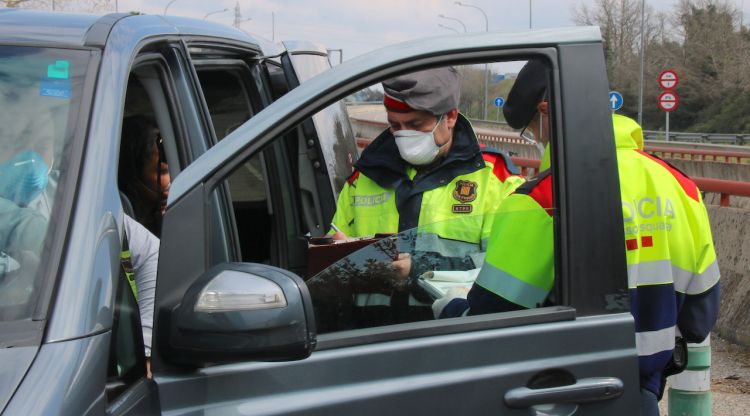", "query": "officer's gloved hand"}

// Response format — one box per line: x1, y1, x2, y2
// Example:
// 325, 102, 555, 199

432, 287, 469, 319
